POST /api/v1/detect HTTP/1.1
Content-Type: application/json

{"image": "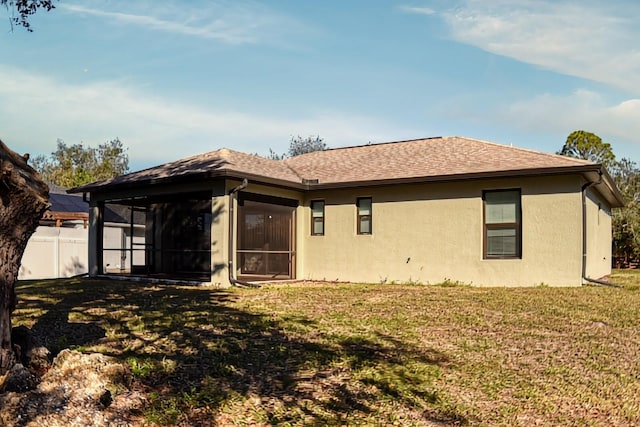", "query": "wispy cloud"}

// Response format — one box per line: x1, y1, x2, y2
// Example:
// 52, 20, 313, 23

430, 0, 640, 94
59, 1, 308, 45
502, 90, 640, 146
400, 6, 436, 16
0, 66, 404, 169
